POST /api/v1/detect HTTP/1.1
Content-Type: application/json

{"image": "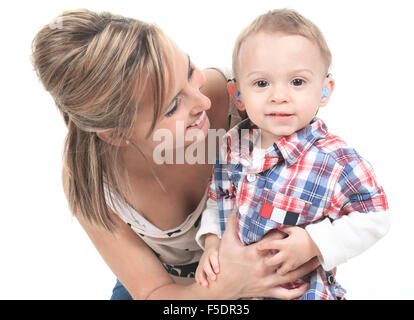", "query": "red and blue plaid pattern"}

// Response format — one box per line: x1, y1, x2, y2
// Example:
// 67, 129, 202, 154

209, 118, 388, 300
